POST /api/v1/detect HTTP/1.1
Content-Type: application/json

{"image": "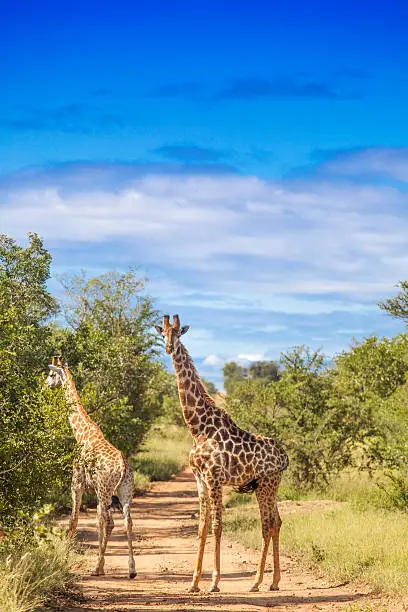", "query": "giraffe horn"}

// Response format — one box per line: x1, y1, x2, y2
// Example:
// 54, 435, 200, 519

57, 355, 63, 367
173, 314, 180, 329
163, 315, 171, 330
52, 355, 57, 365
